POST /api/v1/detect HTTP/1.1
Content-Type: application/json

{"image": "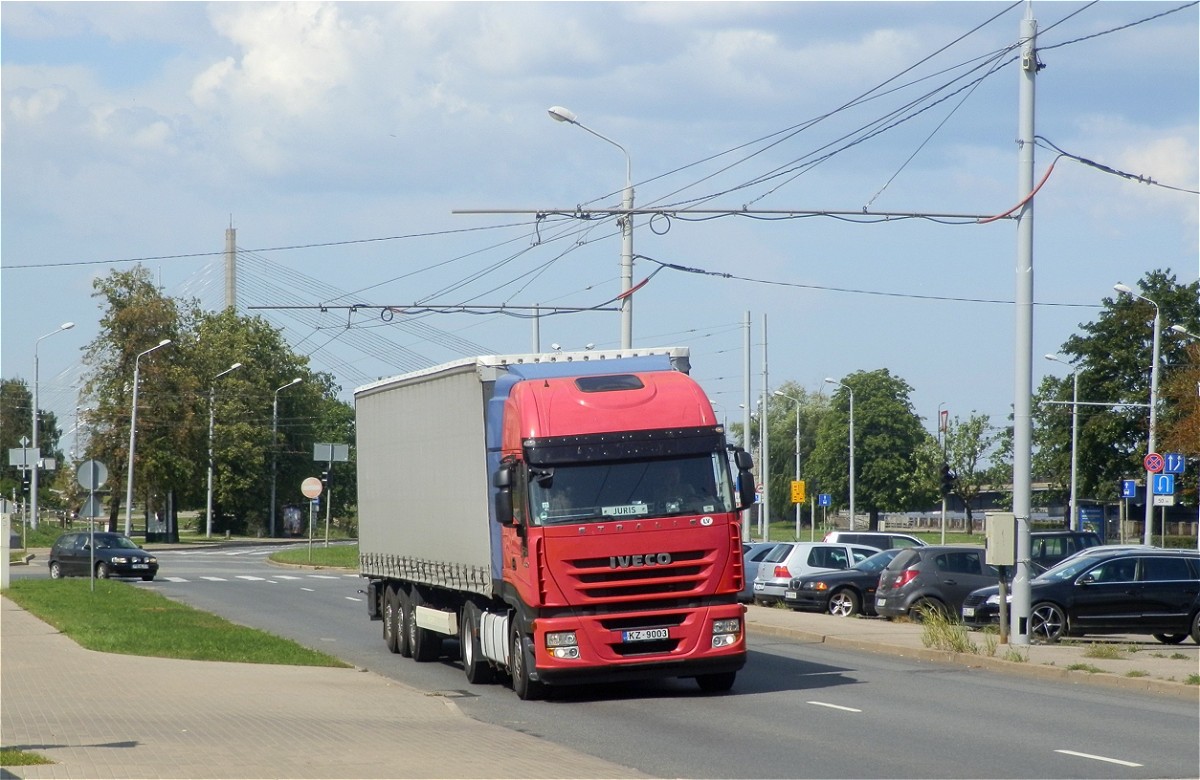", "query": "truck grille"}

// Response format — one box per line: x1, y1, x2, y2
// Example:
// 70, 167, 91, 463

563, 549, 713, 602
